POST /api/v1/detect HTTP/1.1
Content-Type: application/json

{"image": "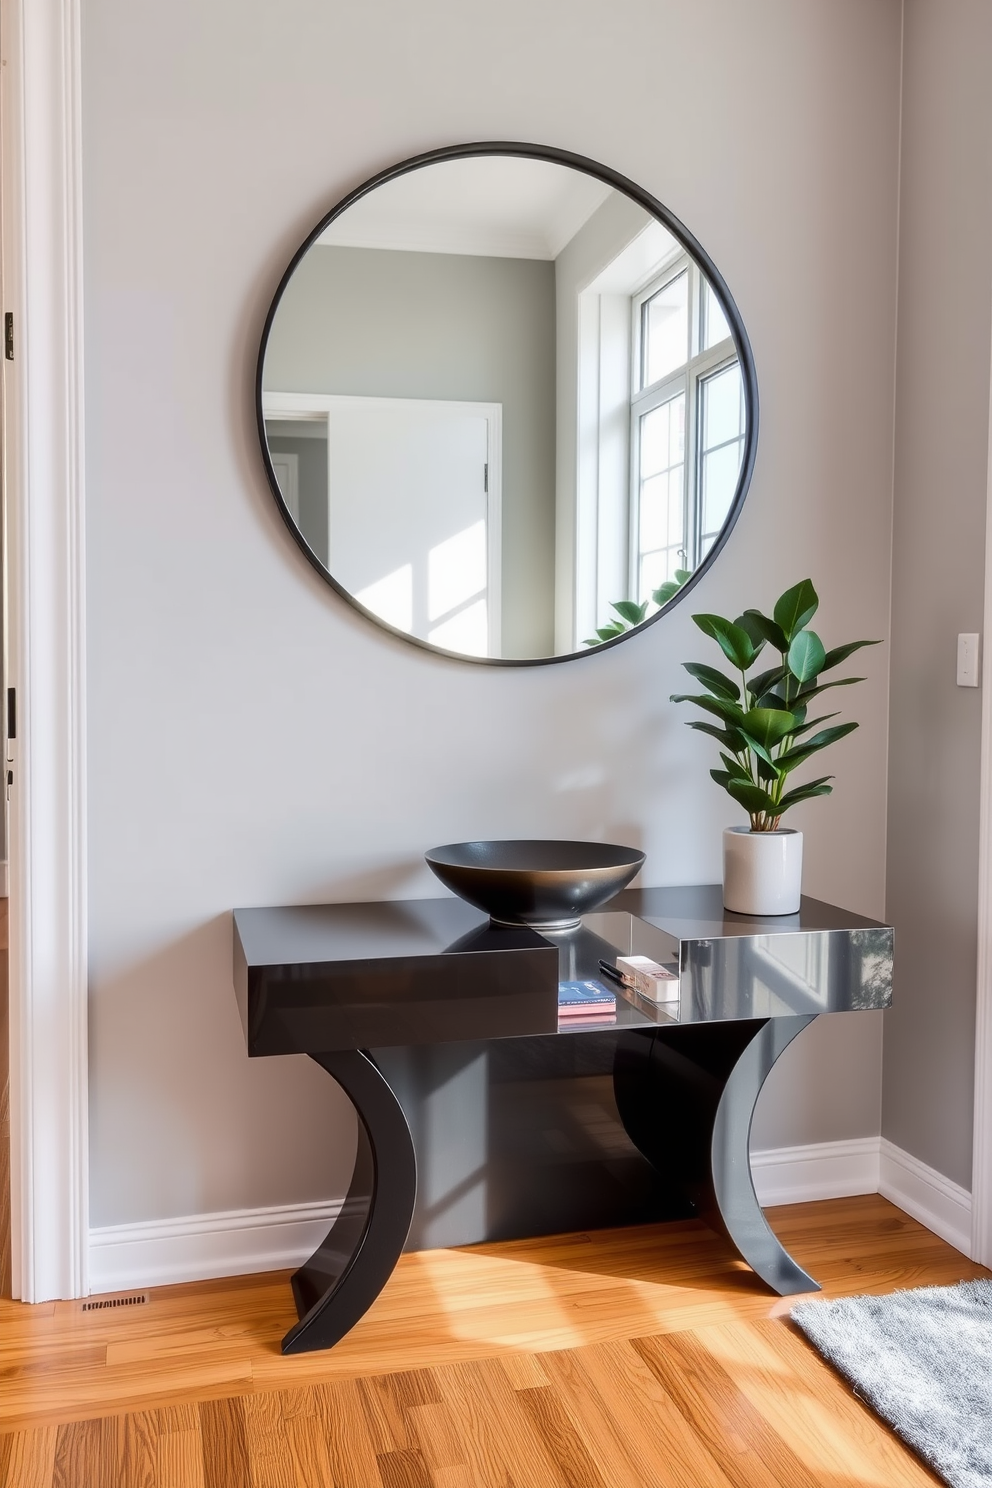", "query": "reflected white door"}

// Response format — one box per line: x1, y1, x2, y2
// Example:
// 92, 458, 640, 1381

324, 397, 501, 657
268, 450, 300, 521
